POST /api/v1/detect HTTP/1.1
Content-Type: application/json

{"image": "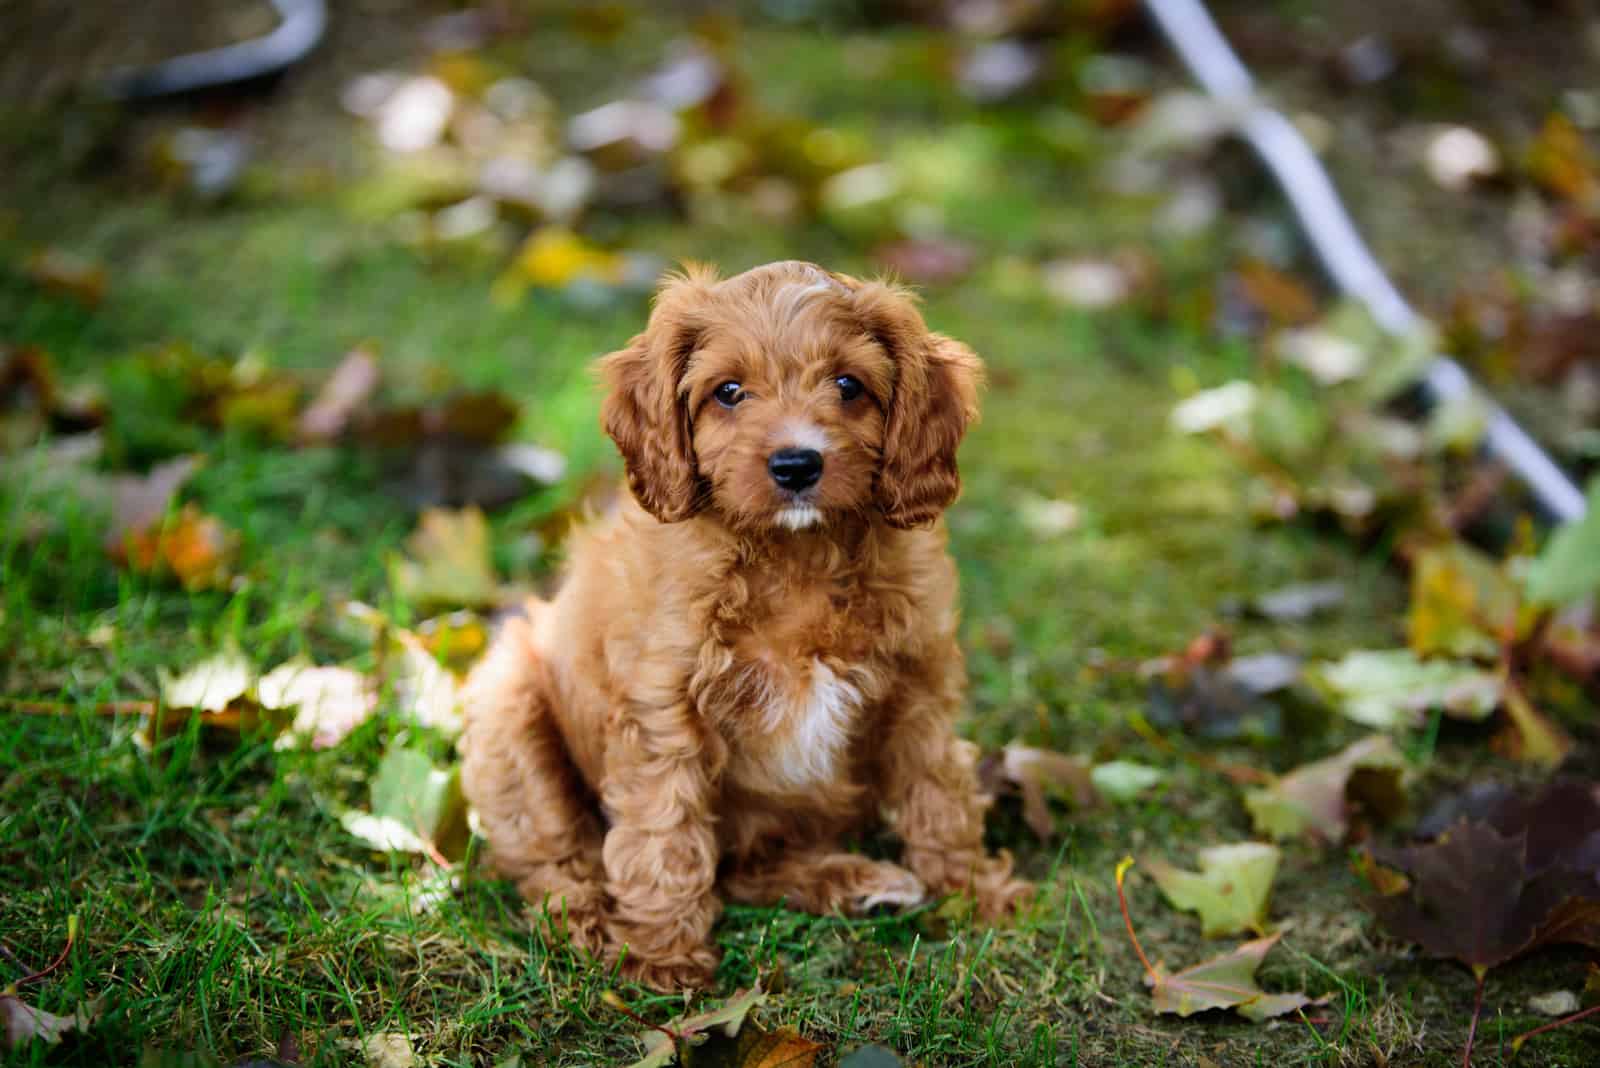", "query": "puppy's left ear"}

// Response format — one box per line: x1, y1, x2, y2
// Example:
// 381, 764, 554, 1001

852, 281, 984, 529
